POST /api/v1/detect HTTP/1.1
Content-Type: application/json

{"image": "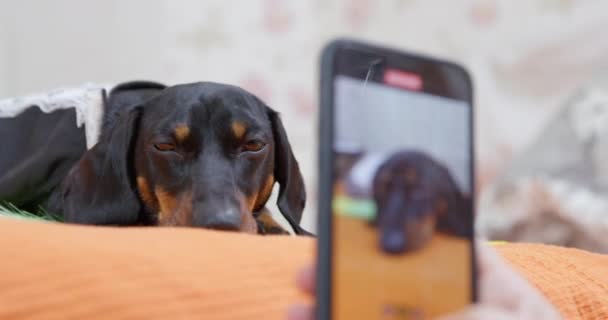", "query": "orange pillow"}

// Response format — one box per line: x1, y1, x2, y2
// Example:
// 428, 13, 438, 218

0, 218, 606, 320
496, 242, 608, 319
